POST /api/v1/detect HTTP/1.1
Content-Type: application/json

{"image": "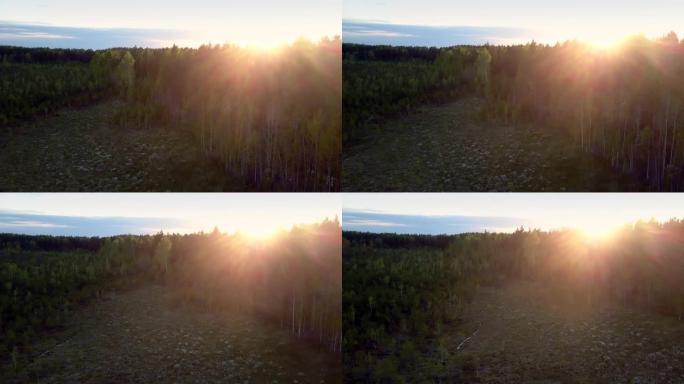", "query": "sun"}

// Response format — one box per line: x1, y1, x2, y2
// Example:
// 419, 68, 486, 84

237, 224, 280, 241
586, 36, 625, 52
233, 35, 288, 52
578, 224, 618, 243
